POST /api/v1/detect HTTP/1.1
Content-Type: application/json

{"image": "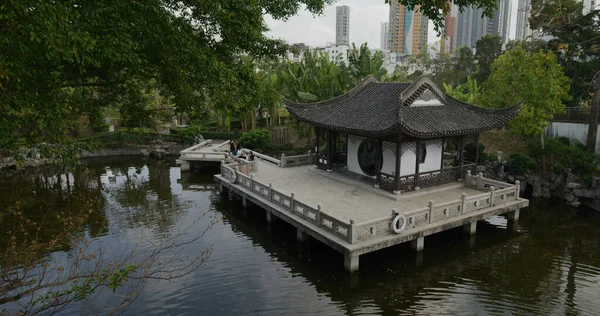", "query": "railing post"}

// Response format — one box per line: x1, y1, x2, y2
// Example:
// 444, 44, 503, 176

268, 183, 272, 201
316, 204, 322, 227
281, 153, 286, 168
465, 170, 472, 186
290, 192, 296, 212
249, 174, 254, 191
460, 193, 467, 214
514, 180, 520, 200
489, 186, 496, 206
349, 219, 356, 244
428, 200, 434, 223
477, 172, 483, 190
